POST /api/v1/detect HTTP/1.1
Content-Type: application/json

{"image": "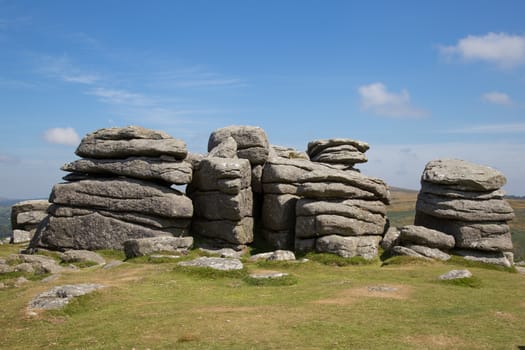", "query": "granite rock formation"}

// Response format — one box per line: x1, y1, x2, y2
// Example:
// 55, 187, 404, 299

30, 126, 193, 251
10, 200, 50, 244
414, 159, 514, 266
